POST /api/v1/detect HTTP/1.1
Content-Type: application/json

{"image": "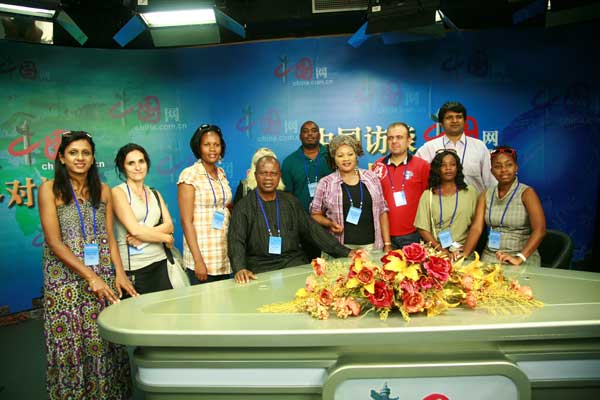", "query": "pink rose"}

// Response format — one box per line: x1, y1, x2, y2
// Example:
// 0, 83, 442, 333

367, 281, 395, 308
403, 292, 425, 313
402, 243, 427, 264
400, 279, 418, 296
461, 275, 474, 291
510, 280, 521, 290
352, 248, 370, 261
519, 285, 533, 300
465, 292, 477, 308
333, 297, 362, 318
346, 297, 361, 316
305, 275, 316, 292
357, 267, 374, 285
319, 289, 334, 306
419, 276, 435, 290
424, 256, 452, 282
311, 257, 326, 276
